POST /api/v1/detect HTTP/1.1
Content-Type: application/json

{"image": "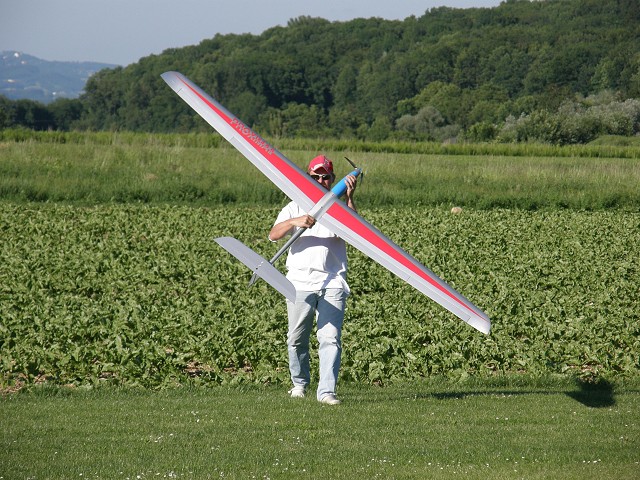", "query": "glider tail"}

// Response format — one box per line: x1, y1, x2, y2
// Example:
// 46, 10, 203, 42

214, 237, 296, 303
